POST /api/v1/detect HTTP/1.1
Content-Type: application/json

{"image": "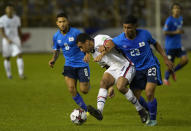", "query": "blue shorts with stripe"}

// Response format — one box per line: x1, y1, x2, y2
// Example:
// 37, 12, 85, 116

165, 48, 187, 62
130, 65, 162, 90
62, 66, 90, 82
